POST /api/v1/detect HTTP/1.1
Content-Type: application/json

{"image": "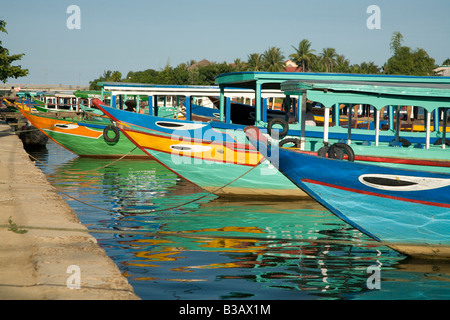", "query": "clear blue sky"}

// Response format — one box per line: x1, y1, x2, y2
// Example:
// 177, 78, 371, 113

1, 0, 449, 85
